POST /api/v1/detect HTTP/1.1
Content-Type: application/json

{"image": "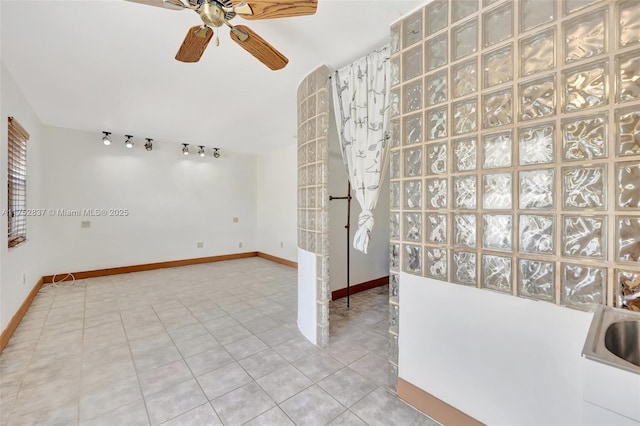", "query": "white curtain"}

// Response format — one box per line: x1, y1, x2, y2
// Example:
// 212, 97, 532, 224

332, 45, 391, 254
